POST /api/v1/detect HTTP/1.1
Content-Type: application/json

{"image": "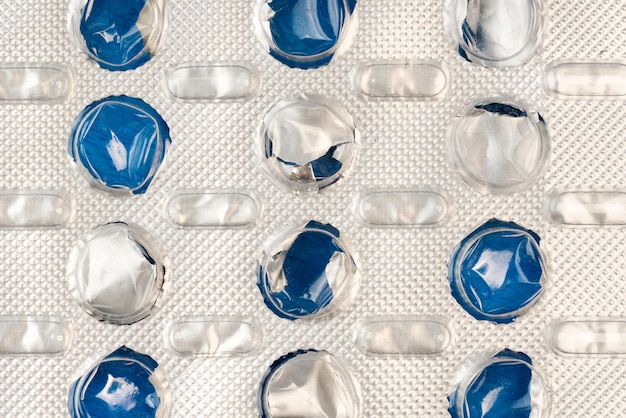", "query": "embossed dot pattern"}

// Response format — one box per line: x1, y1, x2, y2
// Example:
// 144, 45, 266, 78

0, 0, 624, 417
